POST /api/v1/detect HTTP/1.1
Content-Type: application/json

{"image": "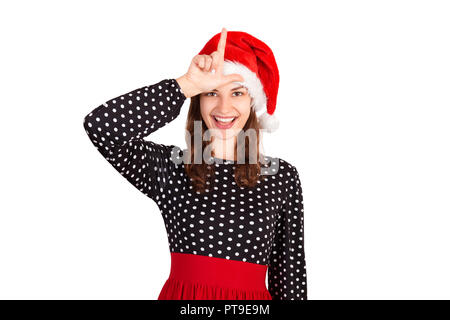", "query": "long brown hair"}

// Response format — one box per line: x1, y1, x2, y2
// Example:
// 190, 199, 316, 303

184, 94, 267, 193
